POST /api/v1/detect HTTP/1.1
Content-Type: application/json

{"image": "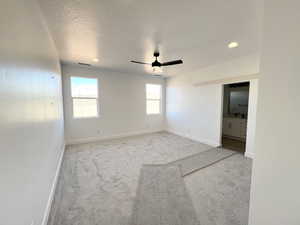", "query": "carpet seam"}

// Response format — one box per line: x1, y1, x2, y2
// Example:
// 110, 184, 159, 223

182, 152, 237, 177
